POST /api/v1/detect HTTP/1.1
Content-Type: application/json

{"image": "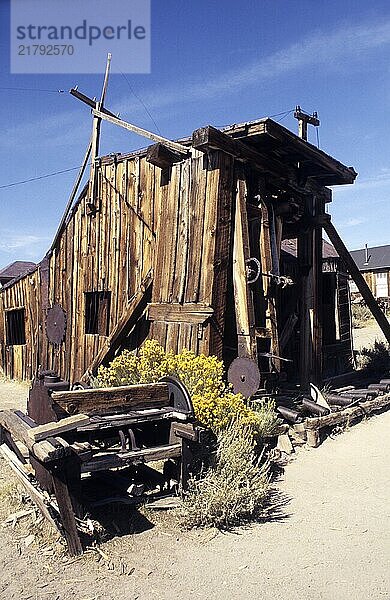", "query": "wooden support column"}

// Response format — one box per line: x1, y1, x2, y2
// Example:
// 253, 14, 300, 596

258, 195, 280, 370
312, 196, 324, 384
298, 193, 323, 387
298, 195, 315, 388
50, 456, 83, 556
233, 169, 257, 359
323, 218, 390, 344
